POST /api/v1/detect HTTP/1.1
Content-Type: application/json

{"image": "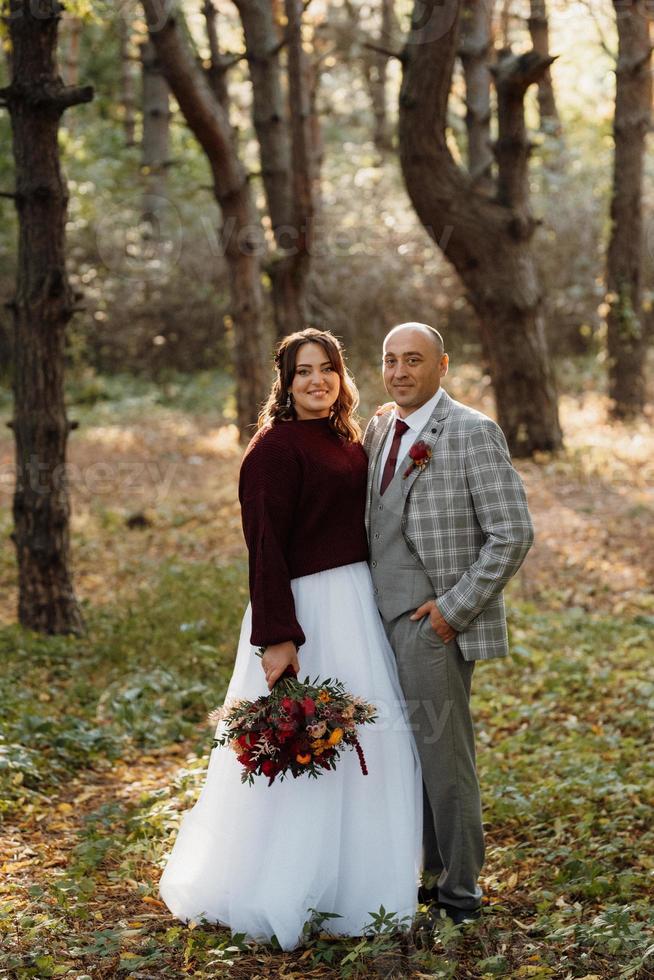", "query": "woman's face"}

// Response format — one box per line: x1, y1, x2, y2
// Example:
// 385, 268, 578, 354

289, 342, 341, 420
